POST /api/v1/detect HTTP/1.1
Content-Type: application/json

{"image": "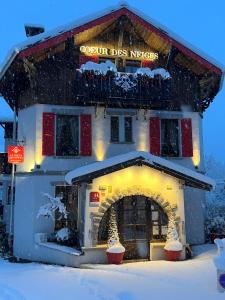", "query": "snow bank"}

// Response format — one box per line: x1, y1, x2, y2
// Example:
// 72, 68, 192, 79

164, 240, 183, 251
80, 60, 117, 74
